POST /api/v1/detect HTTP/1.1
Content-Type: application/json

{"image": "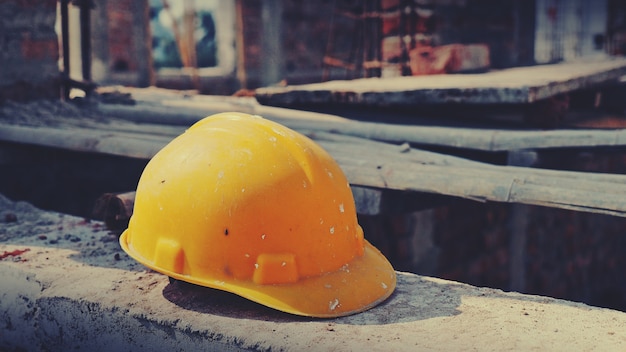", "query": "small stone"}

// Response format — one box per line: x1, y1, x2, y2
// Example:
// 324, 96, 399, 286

100, 234, 118, 243
65, 234, 81, 242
